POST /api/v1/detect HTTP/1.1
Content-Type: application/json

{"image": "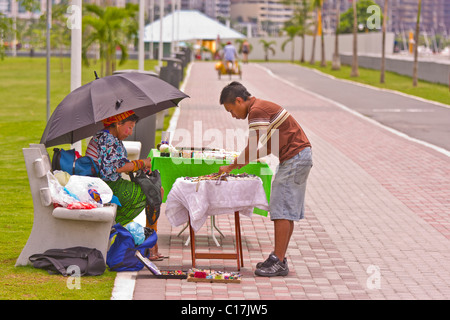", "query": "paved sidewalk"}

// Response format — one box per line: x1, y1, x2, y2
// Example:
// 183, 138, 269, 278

131, 62, 450, 300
